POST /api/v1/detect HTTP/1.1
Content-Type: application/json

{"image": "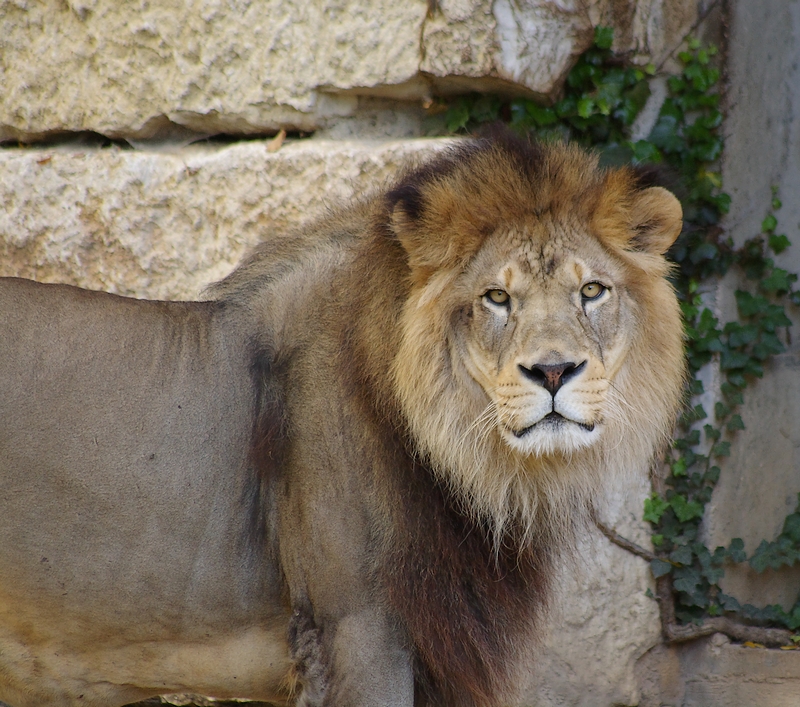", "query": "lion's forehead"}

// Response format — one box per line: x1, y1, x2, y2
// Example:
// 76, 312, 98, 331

490, 228, 614, 294
497, 222, 609, 273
